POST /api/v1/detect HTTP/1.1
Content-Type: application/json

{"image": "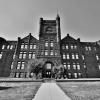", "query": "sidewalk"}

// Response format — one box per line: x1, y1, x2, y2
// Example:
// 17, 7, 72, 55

33, 82, 71, 100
